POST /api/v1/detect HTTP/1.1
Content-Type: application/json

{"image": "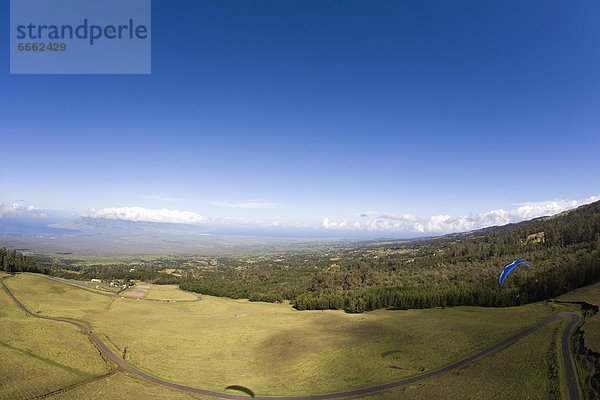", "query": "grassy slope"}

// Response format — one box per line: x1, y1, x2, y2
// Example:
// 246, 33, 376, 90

53, 372, 208, 400
557, 282, 600, 352
6, 273, 562, 396
364, 320, 566, 400
0, 276, 112, 400
145, 284, 199, 301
